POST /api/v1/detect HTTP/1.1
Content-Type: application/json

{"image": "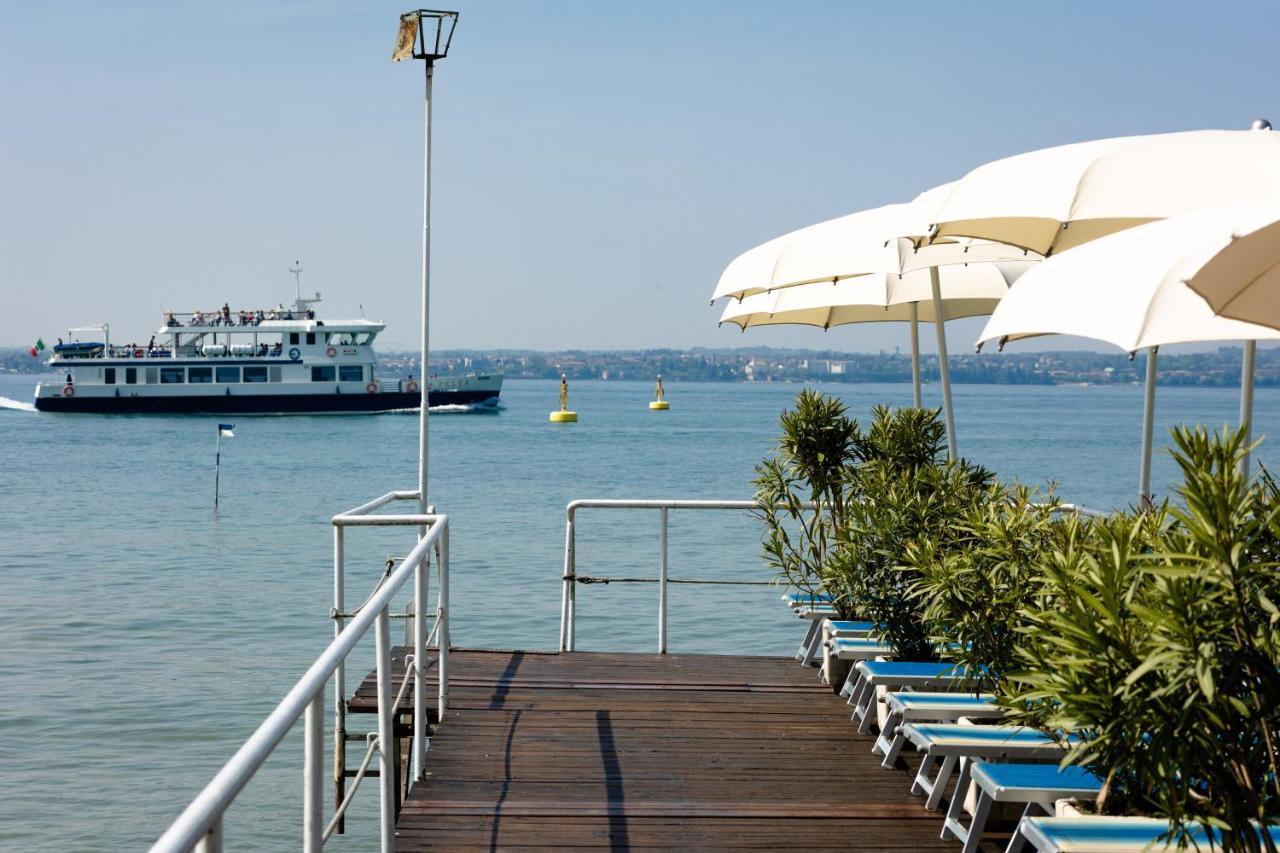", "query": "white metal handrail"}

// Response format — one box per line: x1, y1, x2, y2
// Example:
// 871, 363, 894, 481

151, 492, 449, 853
557, 498, 1108, 654
559, 499, 770, 654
